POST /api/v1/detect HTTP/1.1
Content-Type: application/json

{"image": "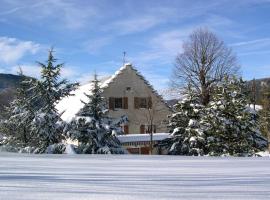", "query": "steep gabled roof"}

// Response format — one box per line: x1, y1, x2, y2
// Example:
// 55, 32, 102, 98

56, 63, 170, 122
102, 63, 170, 109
